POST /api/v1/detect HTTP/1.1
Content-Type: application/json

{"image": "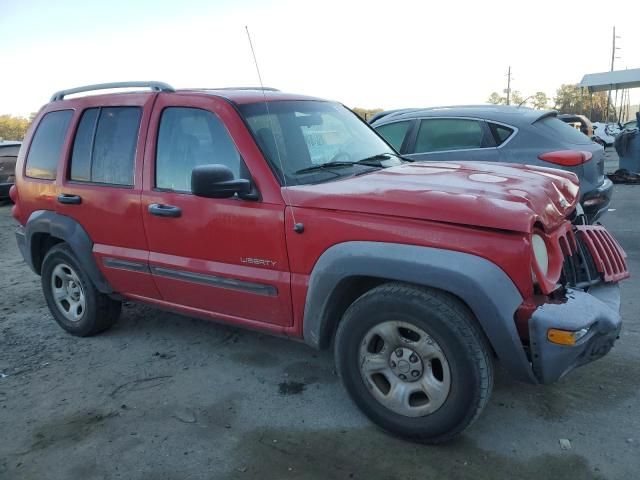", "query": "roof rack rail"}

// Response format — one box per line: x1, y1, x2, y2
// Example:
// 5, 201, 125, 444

50, 81, 175, 102
183, 87, 280, 92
